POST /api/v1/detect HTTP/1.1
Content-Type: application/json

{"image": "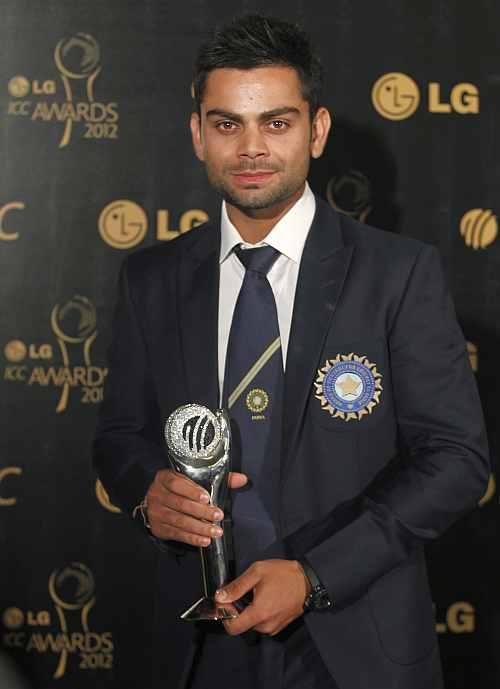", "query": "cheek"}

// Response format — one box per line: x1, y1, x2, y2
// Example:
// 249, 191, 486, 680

203, 139, 234, 167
